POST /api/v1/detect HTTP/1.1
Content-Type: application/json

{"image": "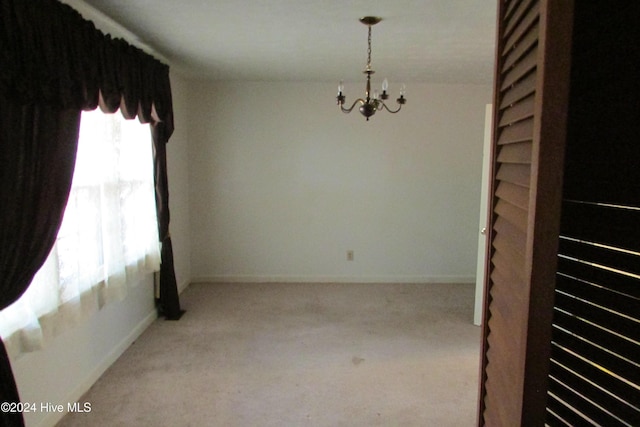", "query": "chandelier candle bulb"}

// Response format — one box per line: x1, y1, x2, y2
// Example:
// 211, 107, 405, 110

397, 83, 407, 105
337, 80, 345, 105
336, 17, 406, 121
381, 78, 389, 100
